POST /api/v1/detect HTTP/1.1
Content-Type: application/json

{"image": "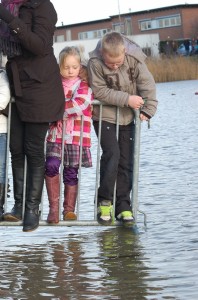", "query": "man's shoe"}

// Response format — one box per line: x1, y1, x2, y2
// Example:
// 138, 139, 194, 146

97, 200, 113, 225
117, 211, 134, 227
